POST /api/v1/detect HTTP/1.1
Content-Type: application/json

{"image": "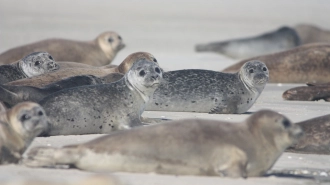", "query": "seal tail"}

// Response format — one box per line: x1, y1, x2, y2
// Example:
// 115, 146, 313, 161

23, 146, 81, 168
